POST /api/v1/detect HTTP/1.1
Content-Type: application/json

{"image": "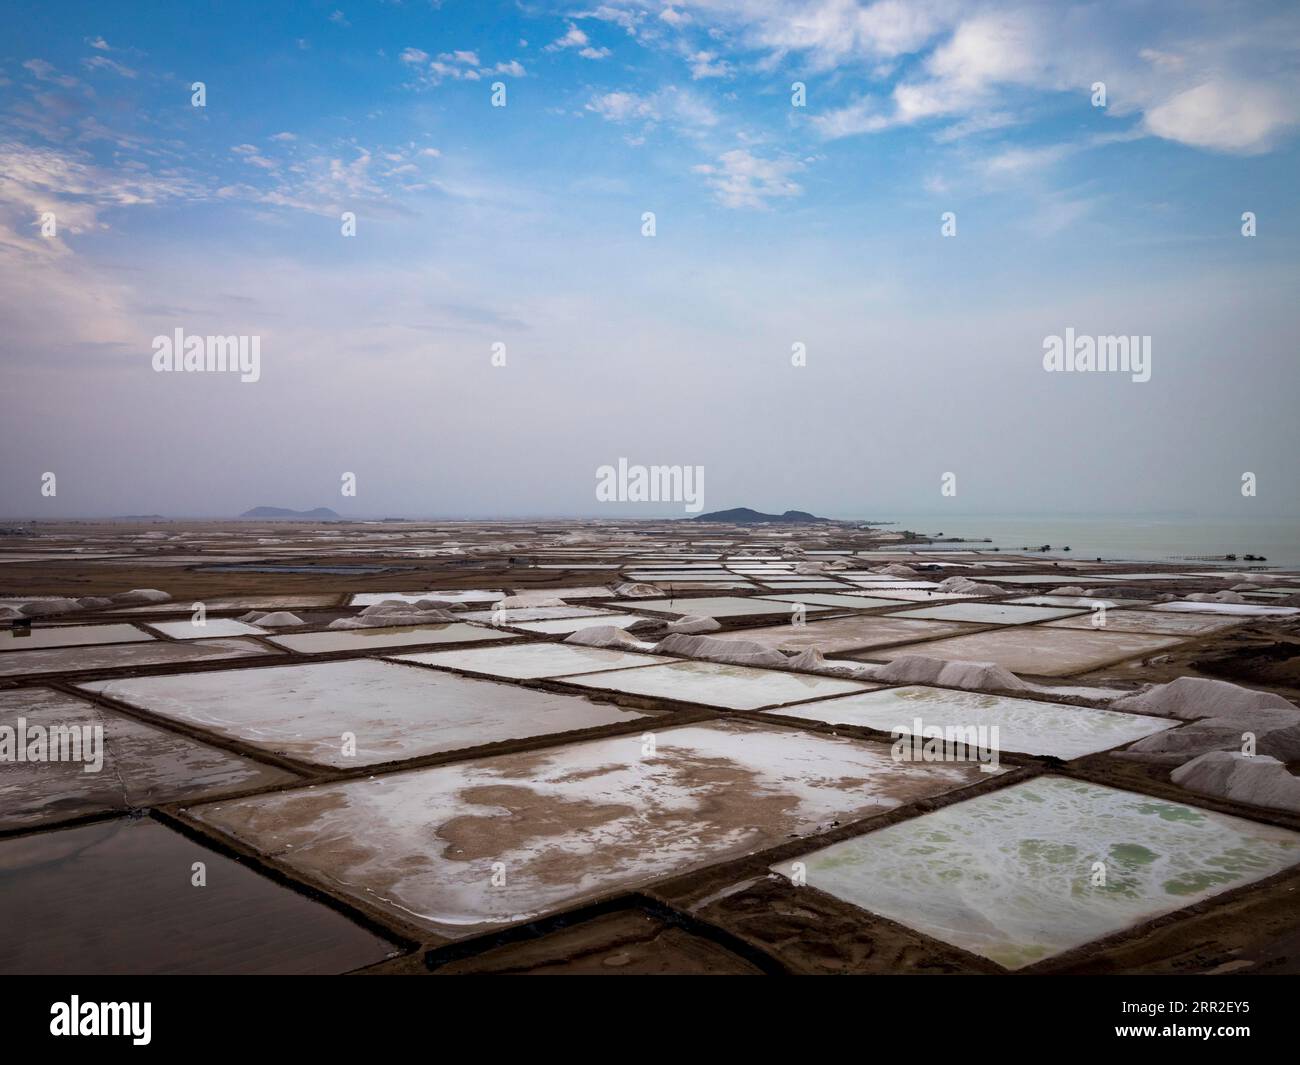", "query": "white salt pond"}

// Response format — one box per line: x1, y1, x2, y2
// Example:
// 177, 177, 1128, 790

757, 593, 909, 610
0, 688, 295, 830
0, 623, 154, 651
887, 603, 1088, 625
1045, 610, 1244, 636
556, 659, 869, 710
1011, 596, 1148, 609
862, 627, 1185, 678
391, 642, 670, 680
773, 776, 1300, 970
148, 619, 268, 640
0, 637, 277, 677
615, 596, 832, 619
1151, 602, 1300, 617
508, 615, 653, 635
82, 658, 646, 769
192, 719, 994, 938
767, 686, 1175, 760
267, 622, 513, 654
349, 590, 504, 606
707, 615, 975, 655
